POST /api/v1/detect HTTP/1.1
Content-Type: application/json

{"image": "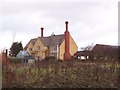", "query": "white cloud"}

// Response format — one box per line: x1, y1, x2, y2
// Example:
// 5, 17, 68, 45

1, 0, 119, 3
0, 31, 13, 50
